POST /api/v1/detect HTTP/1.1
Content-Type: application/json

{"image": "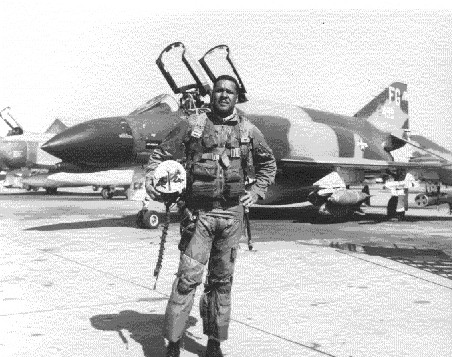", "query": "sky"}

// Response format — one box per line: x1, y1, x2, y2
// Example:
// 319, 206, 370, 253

1, 2, 452, 150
